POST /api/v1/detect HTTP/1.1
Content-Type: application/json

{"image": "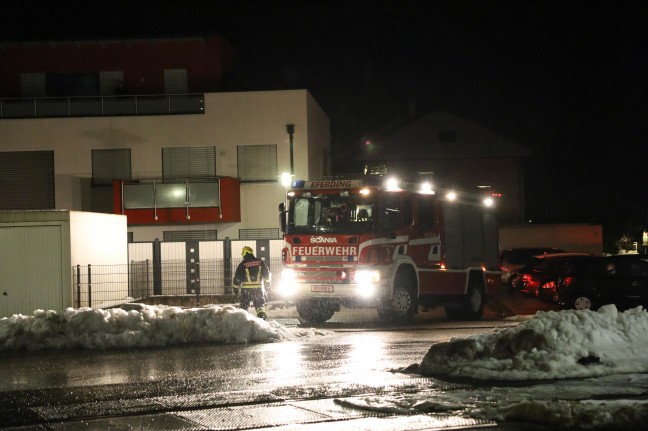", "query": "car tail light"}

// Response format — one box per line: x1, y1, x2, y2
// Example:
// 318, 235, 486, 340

562, 276, 574, 287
